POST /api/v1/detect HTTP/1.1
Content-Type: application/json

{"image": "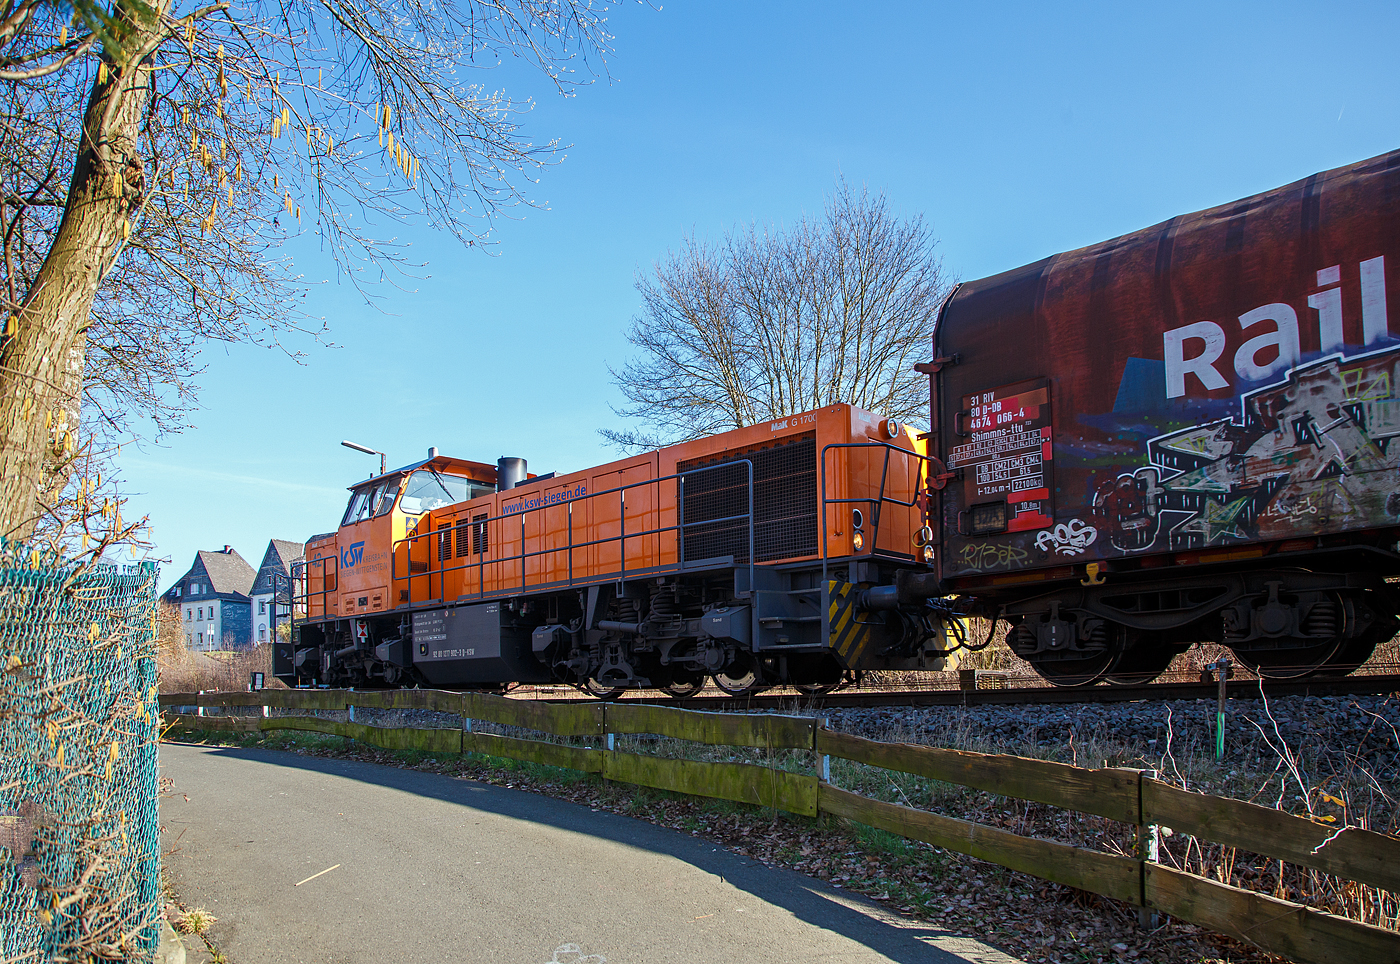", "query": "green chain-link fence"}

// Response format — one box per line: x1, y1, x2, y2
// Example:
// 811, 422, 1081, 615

1, 541, 161, 963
